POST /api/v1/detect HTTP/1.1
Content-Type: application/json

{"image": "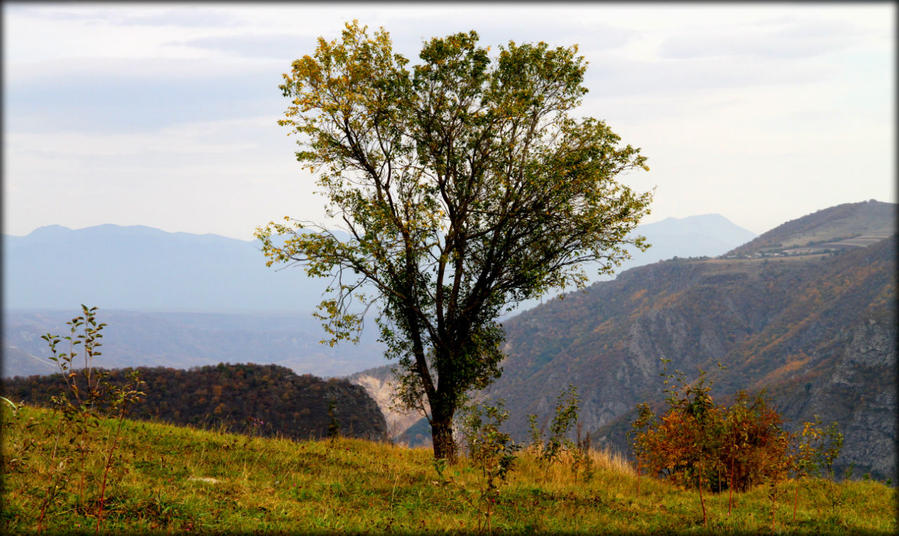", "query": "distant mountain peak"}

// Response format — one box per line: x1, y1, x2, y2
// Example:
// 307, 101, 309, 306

656, 213, 730, 223
640, 213, 754, 235
11, 224, 249, 242
25, 224, 71, 237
